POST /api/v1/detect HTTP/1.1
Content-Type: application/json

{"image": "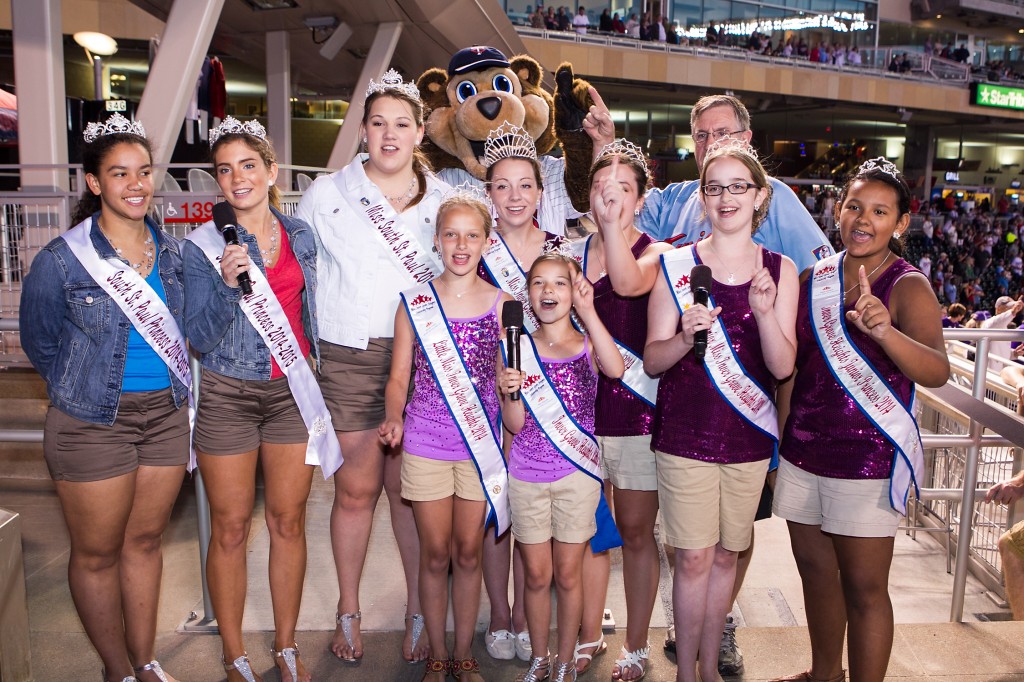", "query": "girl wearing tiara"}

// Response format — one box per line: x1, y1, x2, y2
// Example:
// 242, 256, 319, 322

500, 254, 625, 682
574, 142, 672, 680
183, 118, 337, 682
295, 69, 446, 664
645, 139, 798, 682
771, 160, 948, 682
379, 192, 512, 682
20, 115, 189, 682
